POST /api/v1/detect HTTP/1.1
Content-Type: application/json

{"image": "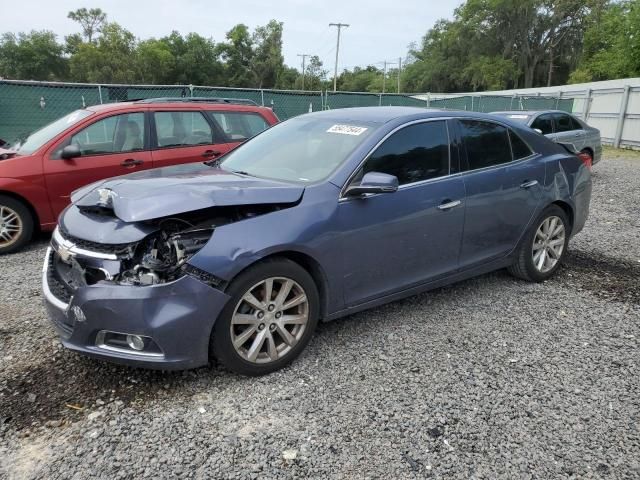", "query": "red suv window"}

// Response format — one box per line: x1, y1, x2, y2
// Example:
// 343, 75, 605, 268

207, 111, 271, 141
